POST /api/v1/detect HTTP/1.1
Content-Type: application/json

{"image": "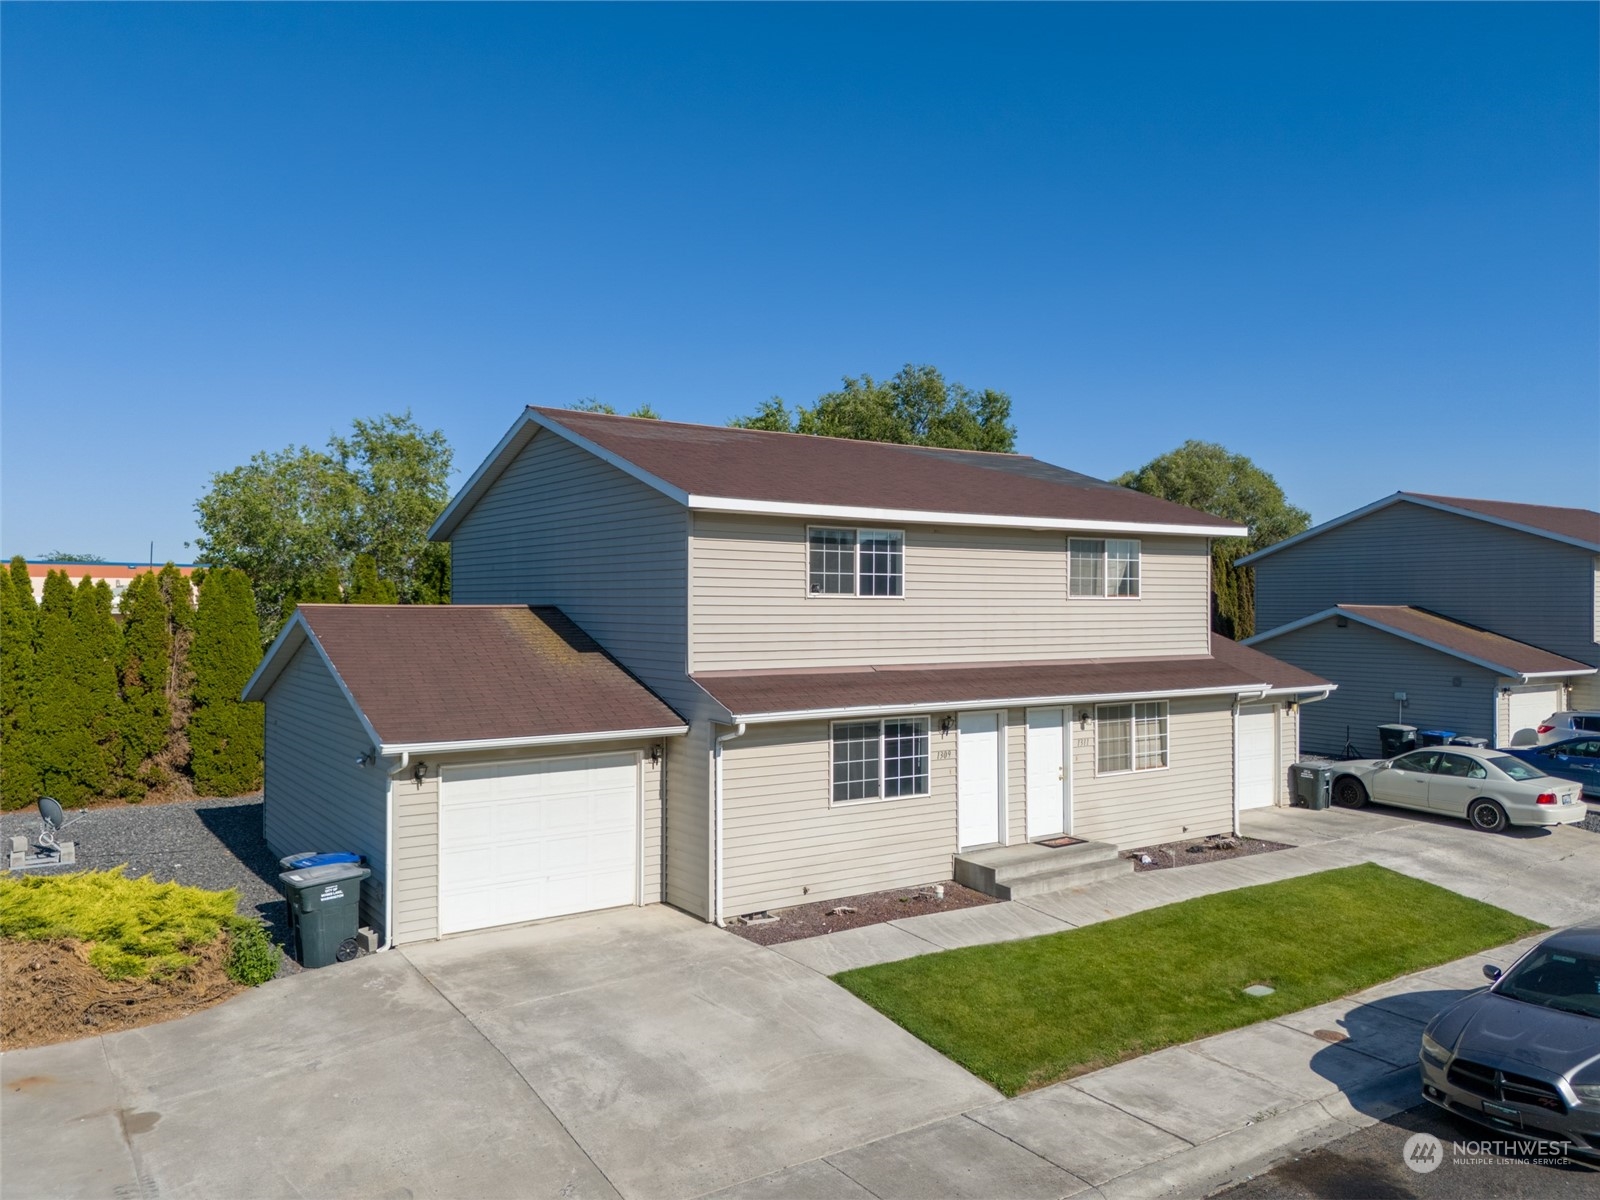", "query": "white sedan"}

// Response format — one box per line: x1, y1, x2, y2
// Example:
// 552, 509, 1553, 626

1331, 747, 1586, 832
